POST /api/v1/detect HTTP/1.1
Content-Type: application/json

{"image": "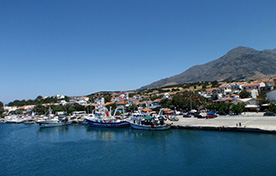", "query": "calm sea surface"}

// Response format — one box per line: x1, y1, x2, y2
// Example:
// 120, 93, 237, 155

1, 124, 276, 176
